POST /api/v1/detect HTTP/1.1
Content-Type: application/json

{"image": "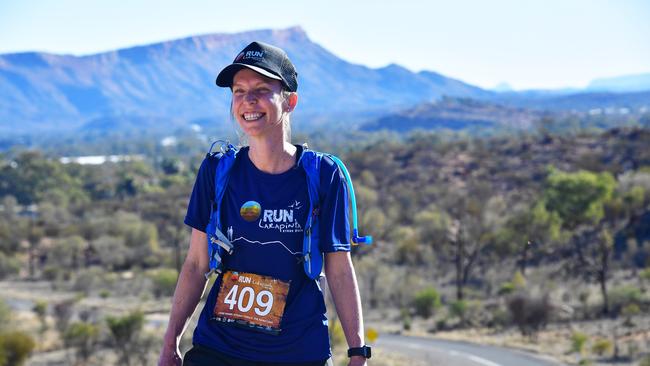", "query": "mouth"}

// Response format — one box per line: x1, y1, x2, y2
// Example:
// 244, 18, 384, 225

242, 112, 265, 121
